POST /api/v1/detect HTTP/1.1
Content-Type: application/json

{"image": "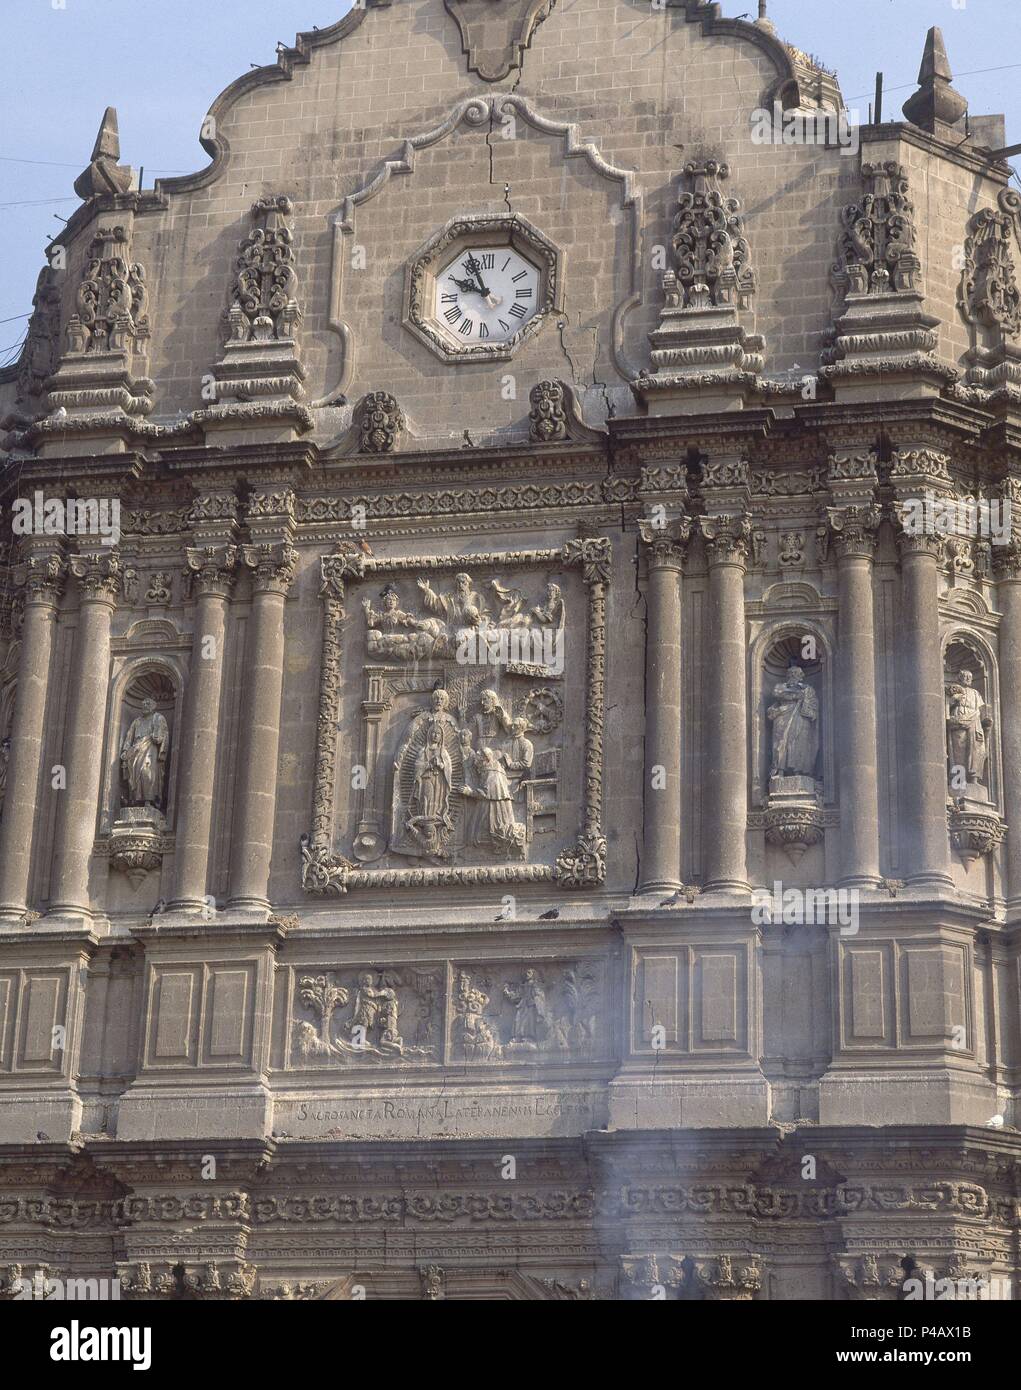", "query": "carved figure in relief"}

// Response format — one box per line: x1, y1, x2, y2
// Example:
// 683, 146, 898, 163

531, 581, 566, 630
417, 572, 489, 635
946, 670, 990, 785
491, 580, 531, 627
473, 688, 511, 745
120, 698, 170, 808
767, 667, 819, 778
454, 972, 501, 1060
348, 972, 403, 1053
503, 968, 551, 1048
466, 745, 526, 857
0, 735, 9, 820
295, 971, 435, 1062
407, 723, 455, 855
502, 718, 535, 776
363, 584, 442, 661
